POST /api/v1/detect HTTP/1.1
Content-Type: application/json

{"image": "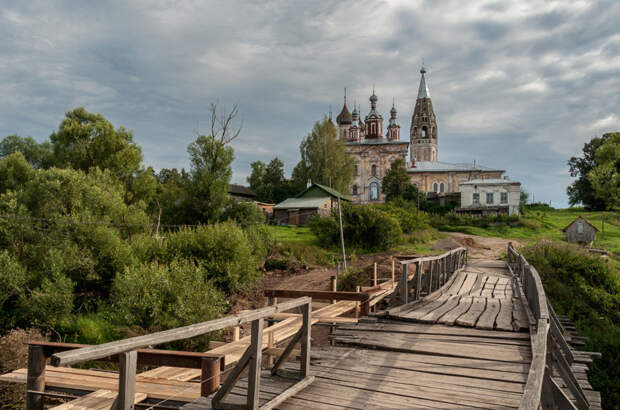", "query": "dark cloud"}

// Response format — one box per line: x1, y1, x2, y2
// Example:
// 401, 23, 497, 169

1, 0, 619, 206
